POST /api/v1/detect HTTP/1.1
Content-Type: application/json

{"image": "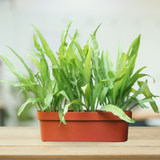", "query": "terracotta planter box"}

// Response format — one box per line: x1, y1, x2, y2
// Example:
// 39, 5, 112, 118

37, 111, 132, 142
